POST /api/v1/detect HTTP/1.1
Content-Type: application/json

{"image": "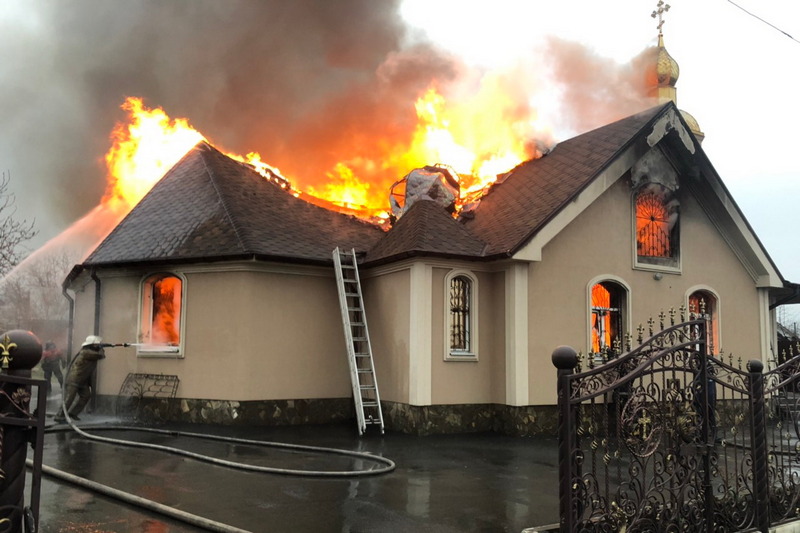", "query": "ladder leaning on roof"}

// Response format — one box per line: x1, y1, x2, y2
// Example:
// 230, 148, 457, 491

332, 247, 385, 435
